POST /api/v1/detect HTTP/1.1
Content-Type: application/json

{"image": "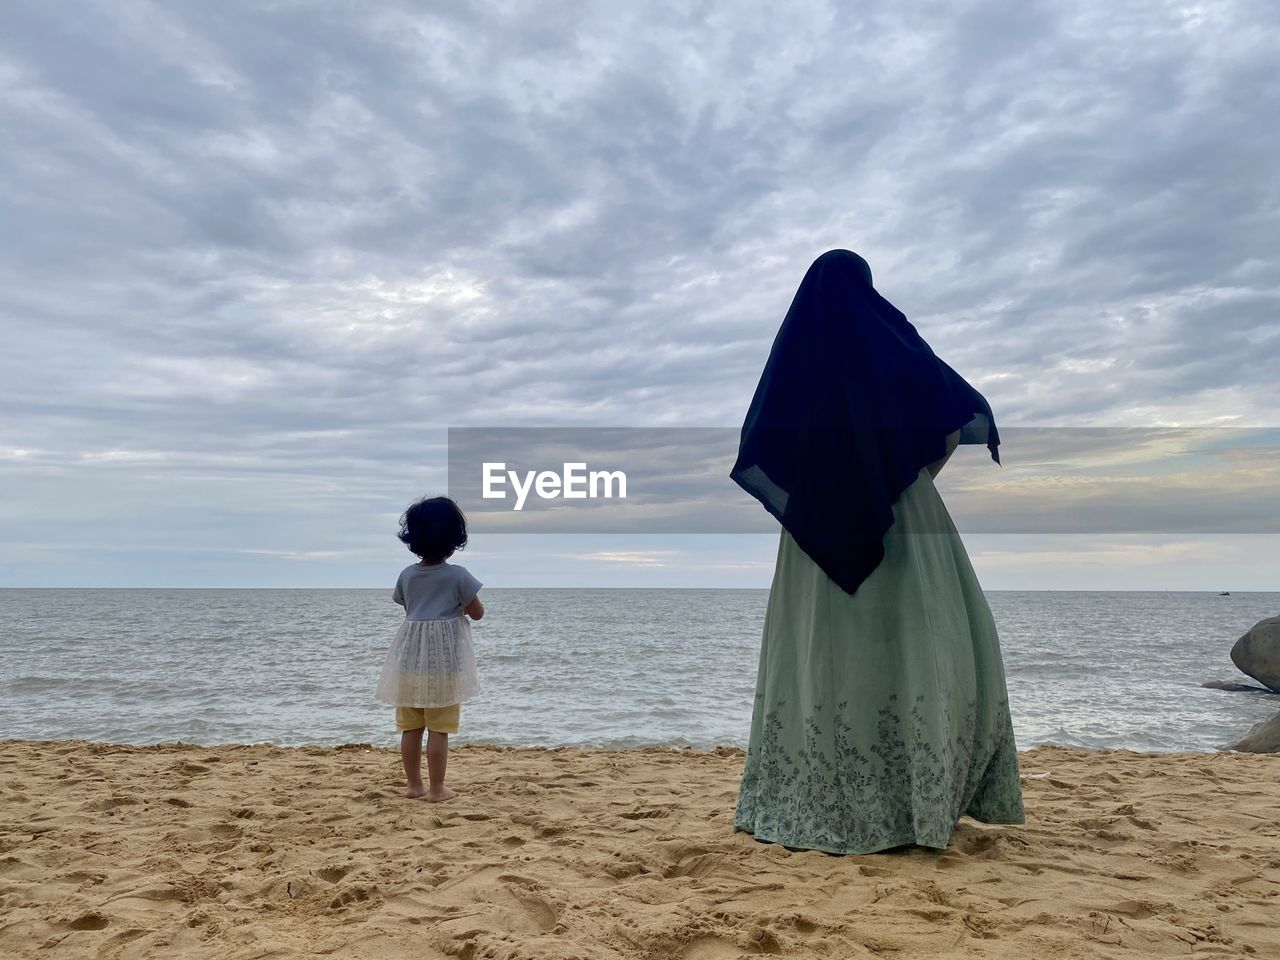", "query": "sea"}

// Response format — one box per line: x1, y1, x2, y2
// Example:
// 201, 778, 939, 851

0, 589, 1276, 753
